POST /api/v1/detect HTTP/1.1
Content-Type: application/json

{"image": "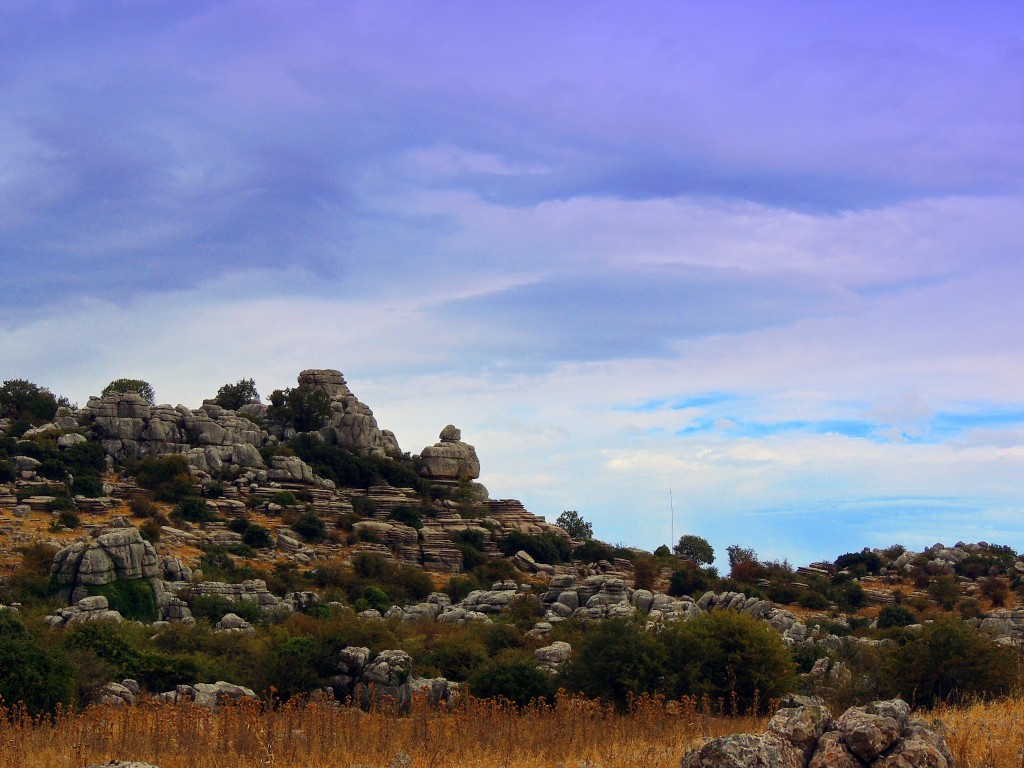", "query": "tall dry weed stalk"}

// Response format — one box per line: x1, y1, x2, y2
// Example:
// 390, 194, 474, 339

0, 693, 767, 768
